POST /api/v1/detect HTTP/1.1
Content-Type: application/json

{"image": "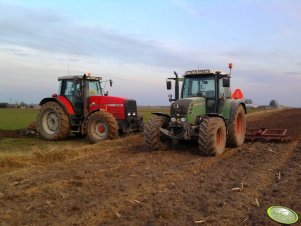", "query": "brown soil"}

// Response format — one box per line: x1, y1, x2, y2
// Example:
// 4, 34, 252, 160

0, 127, 37, 138
0, 108, 301, 226
0, 129, 22, 138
